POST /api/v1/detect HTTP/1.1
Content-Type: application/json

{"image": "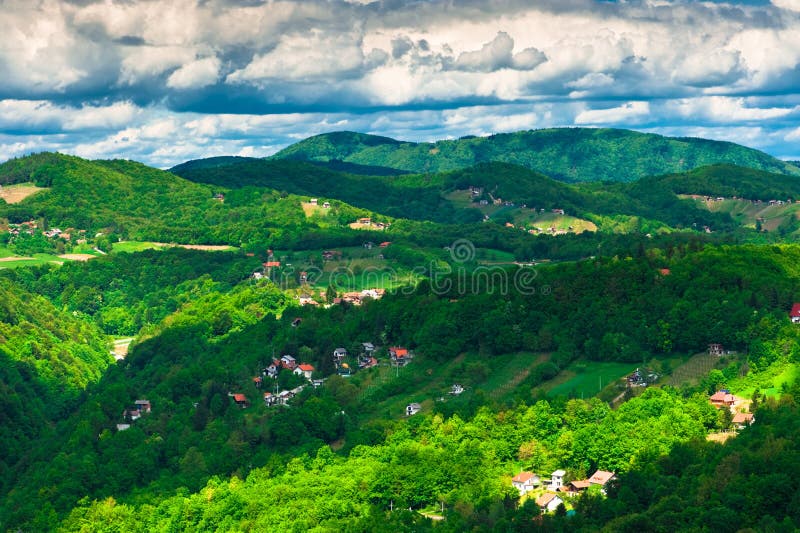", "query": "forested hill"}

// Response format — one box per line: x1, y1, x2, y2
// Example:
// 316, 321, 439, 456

0, 278, 111, 485
638, 163, 800, 200
270, 128, 800, 182
0, 153, 349, 246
